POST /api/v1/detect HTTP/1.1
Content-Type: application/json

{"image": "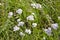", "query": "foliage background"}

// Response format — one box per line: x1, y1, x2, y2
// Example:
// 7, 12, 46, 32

0, 0, 60, 40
